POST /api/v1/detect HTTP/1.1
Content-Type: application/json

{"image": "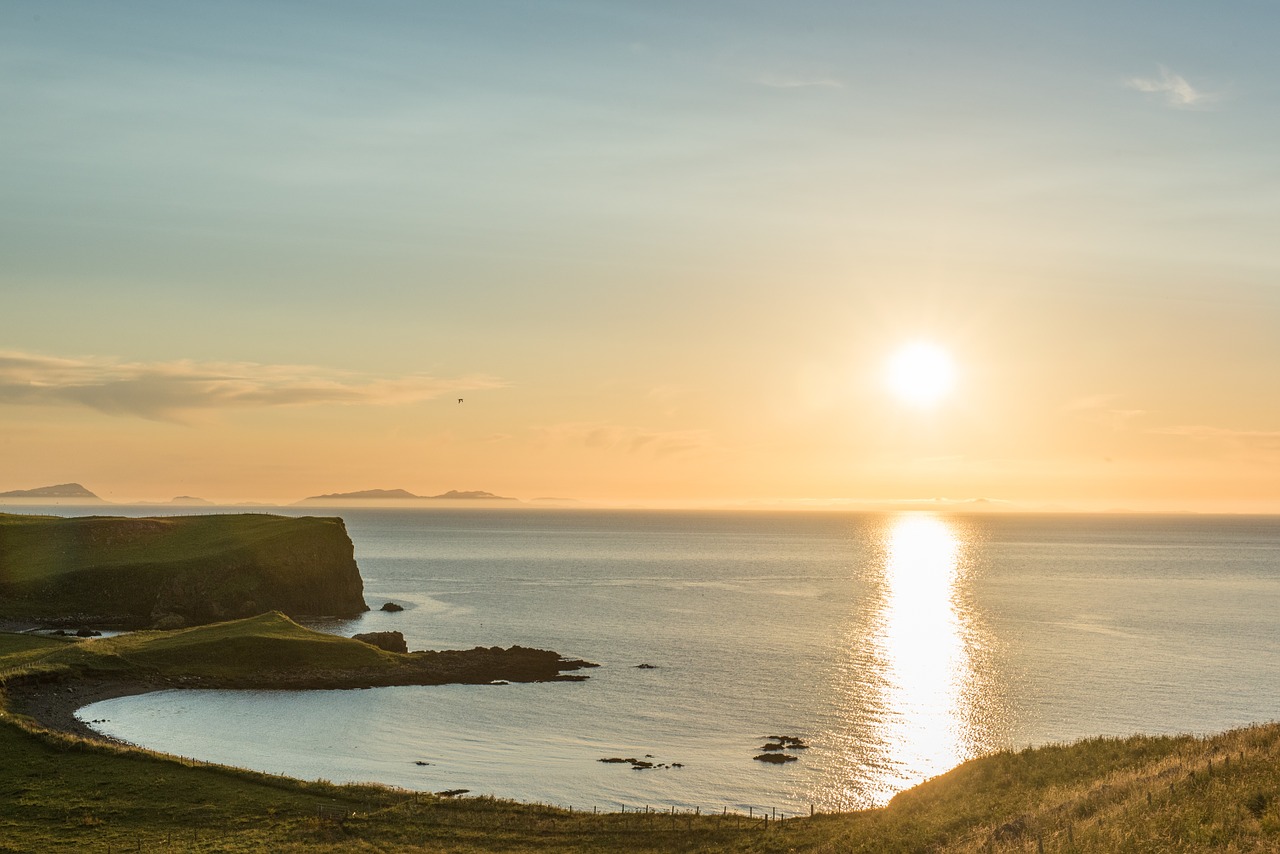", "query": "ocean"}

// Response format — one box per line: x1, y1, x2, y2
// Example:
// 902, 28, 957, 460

46, 507, 1280, 814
